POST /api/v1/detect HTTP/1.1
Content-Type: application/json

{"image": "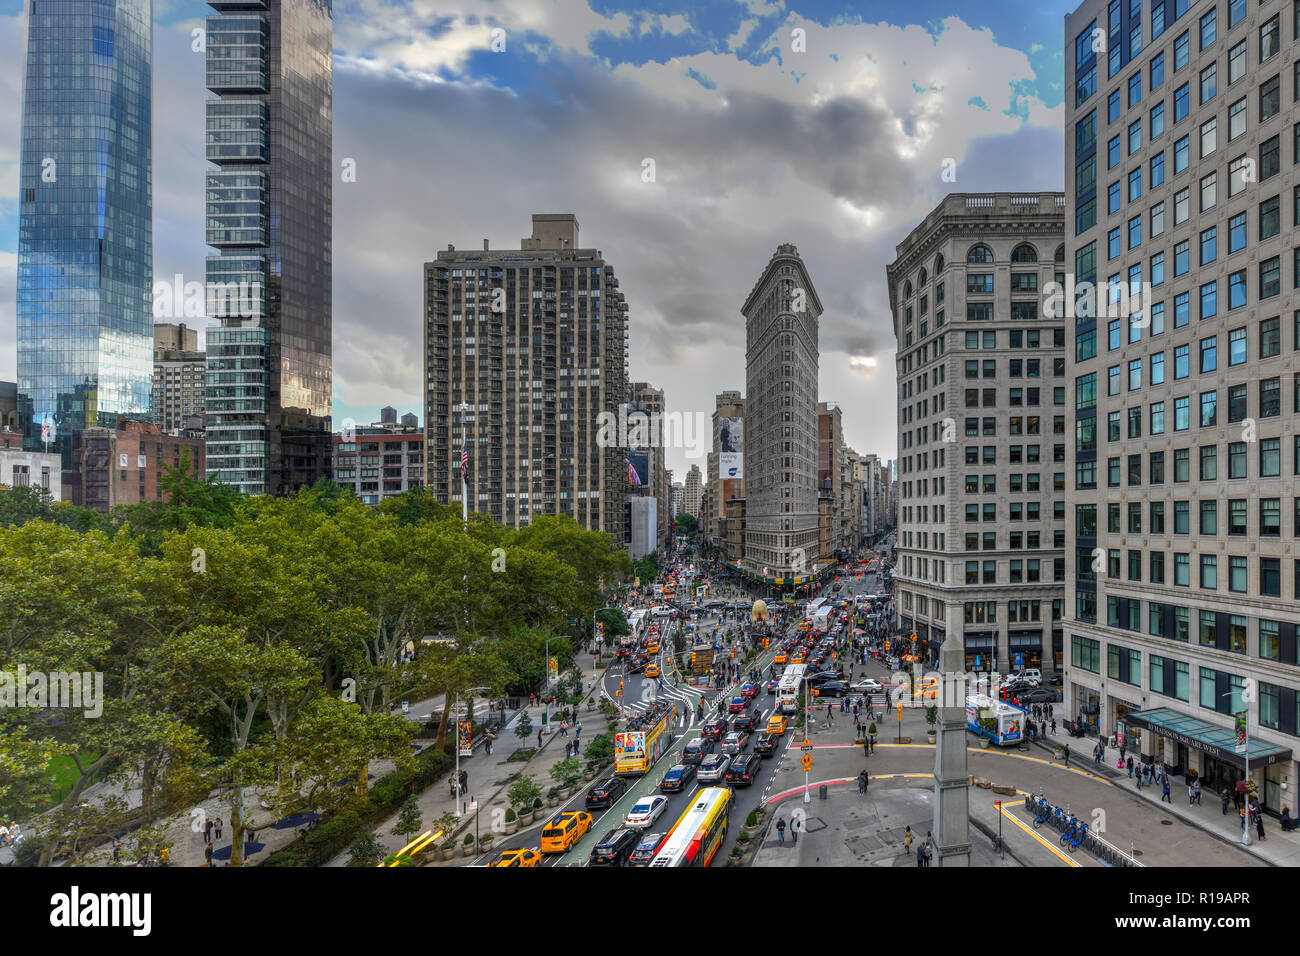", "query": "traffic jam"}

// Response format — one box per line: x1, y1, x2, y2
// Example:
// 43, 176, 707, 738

481, 547, 900, 867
